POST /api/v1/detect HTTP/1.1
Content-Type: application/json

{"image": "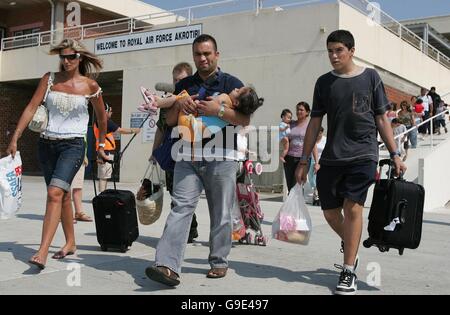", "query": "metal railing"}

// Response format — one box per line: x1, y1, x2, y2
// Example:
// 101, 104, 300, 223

379, 110, 450, 151
0, 0, 332, 51
341, 0, 450, 70
1, 0, 449, 71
